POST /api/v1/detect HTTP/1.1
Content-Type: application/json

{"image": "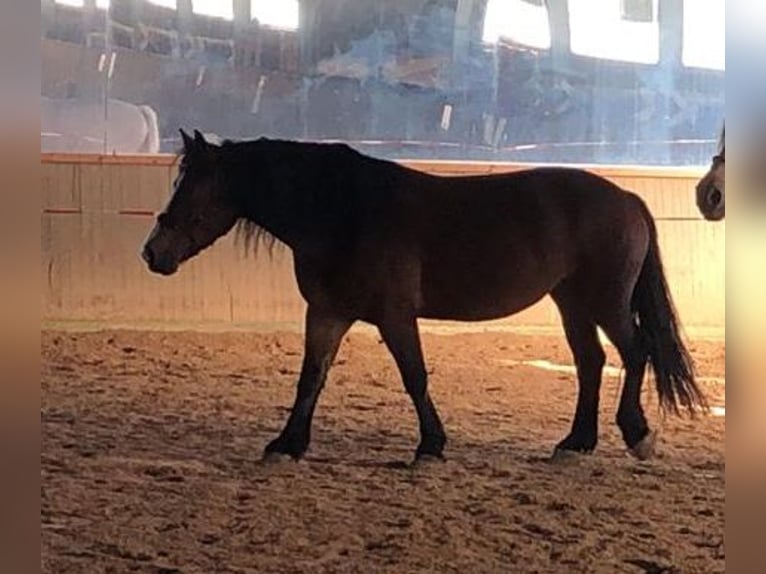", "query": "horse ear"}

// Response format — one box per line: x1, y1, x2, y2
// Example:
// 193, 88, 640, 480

193, 129, 208, 148
180, 129, 193, 150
